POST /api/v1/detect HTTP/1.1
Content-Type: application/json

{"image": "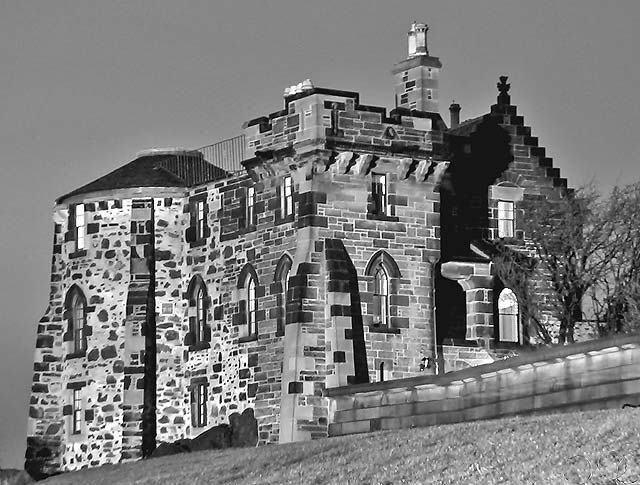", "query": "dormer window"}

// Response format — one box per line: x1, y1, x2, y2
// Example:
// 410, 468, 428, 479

498, 200, 515, 238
